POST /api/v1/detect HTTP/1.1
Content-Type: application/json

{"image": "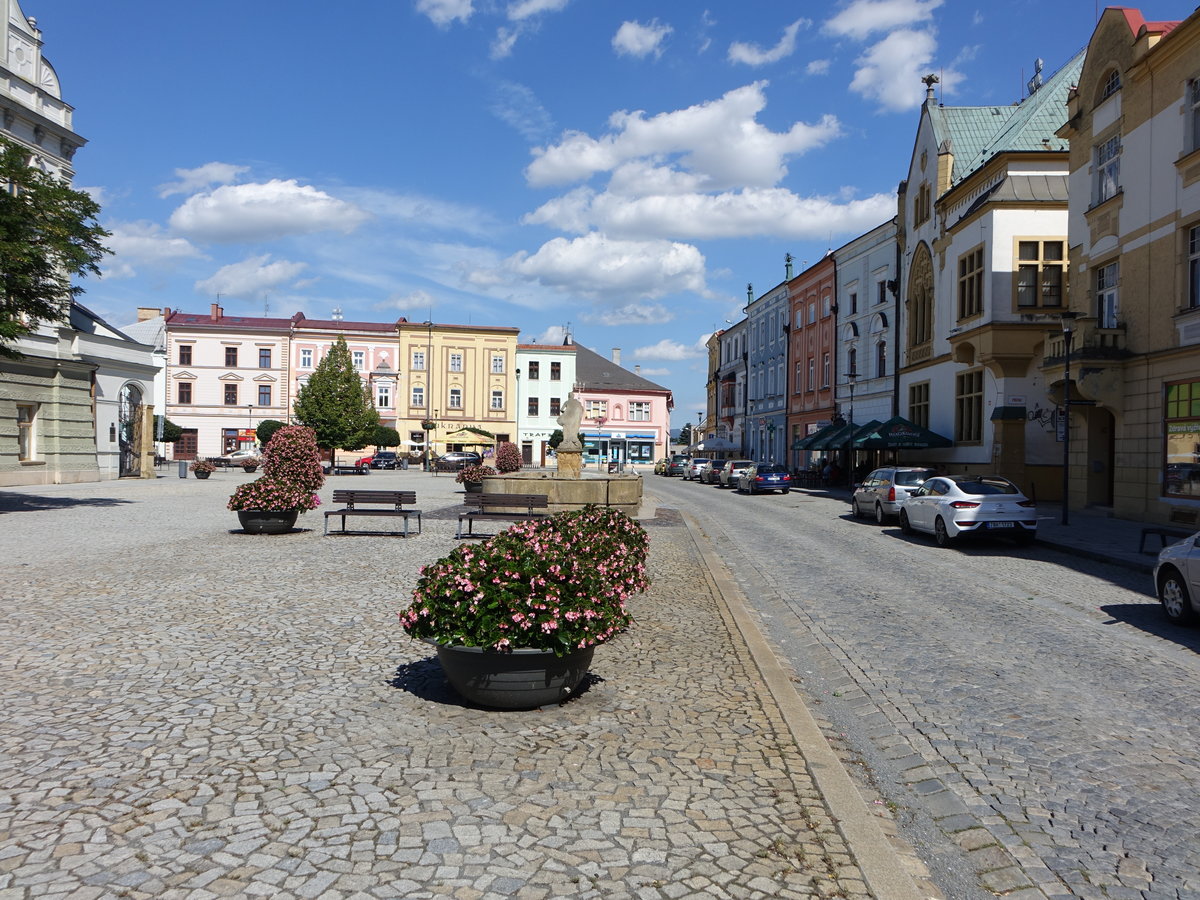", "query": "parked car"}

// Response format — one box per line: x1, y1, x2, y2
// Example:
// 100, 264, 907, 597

666, 454, 689, 476
683, 458, 711, 481
699, 460, 728, 485
370, 451, 399, 469
736, 463, 792, 494
1153, 532, 1200, 624
356, 454, 375, 467
898, 475, 1037, 547
720, 459, 755, 489
220, 448, 260, 464
437, 451, 482, 471
654, 458, 669, 475
852, 466, 937, 524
